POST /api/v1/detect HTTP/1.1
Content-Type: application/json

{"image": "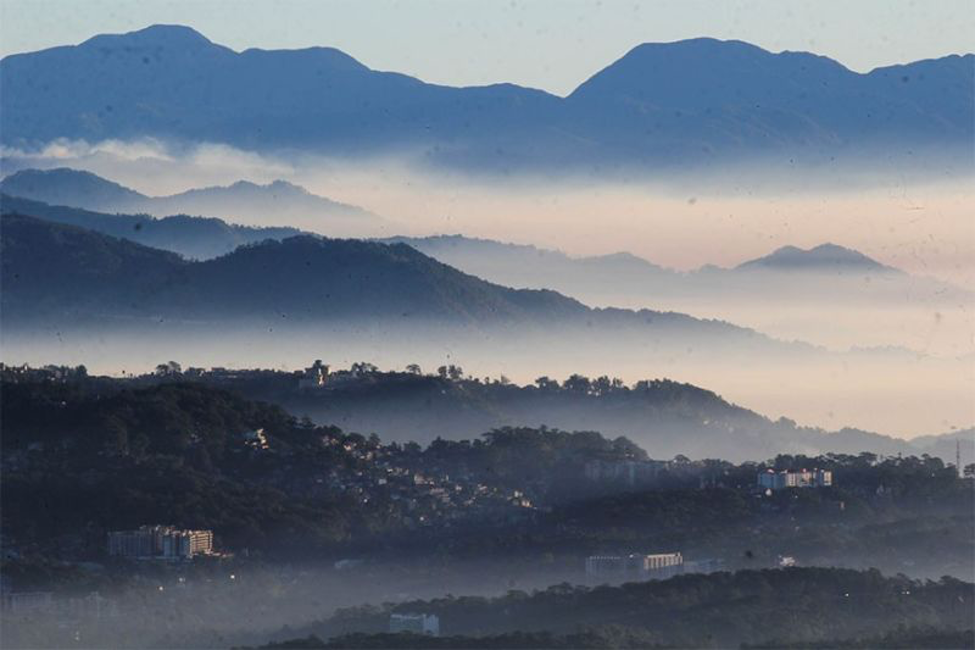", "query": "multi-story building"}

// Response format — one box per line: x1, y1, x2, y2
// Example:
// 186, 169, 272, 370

108, 526, 213, 560
757, 469, 833, 491
161, 529, 213, 558
389, 613, 440, 636
585, 552, 683, 580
